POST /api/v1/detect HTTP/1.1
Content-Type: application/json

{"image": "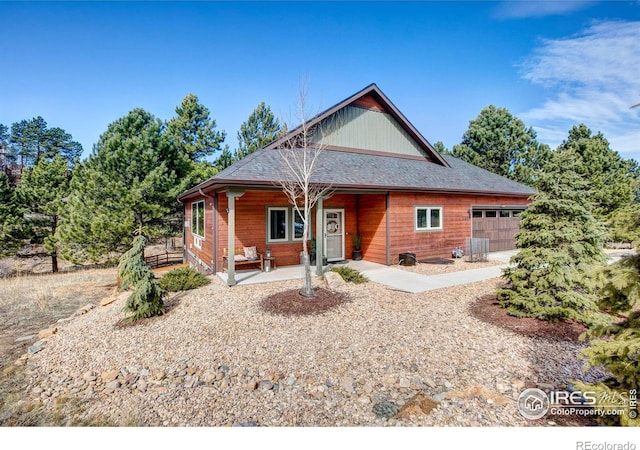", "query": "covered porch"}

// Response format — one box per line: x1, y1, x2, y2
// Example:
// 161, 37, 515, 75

220, 189, 387, 286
